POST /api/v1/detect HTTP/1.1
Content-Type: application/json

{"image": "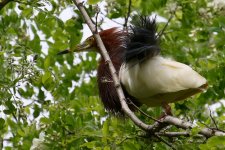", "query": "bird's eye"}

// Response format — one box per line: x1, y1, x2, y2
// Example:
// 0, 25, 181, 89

89, 37, 94, 42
